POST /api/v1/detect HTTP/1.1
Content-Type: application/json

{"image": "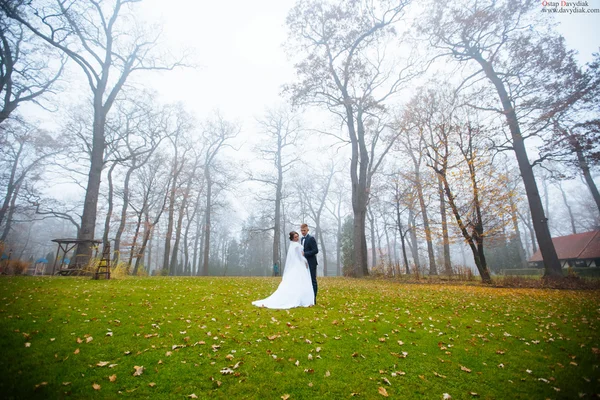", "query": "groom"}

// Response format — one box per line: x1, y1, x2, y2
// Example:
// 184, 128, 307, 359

300, 223, 319, 305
